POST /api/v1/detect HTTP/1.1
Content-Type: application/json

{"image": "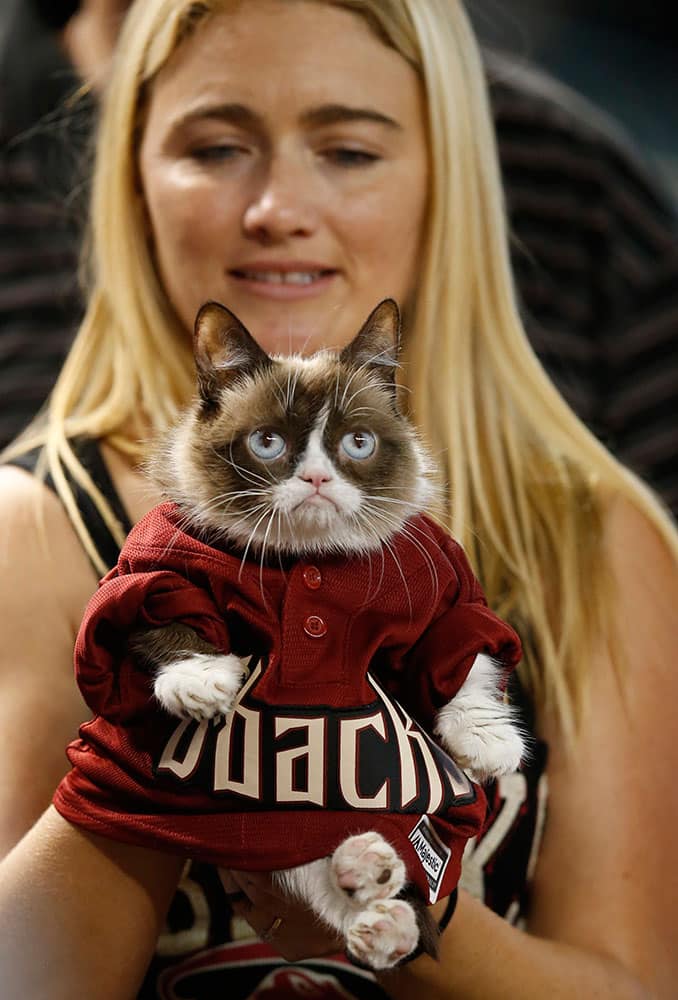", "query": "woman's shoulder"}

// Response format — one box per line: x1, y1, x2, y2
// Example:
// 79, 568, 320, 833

600, 489, 677, 588
0, 459, 69, 536
598, 490, 677, 656
0, 462, 99, 631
